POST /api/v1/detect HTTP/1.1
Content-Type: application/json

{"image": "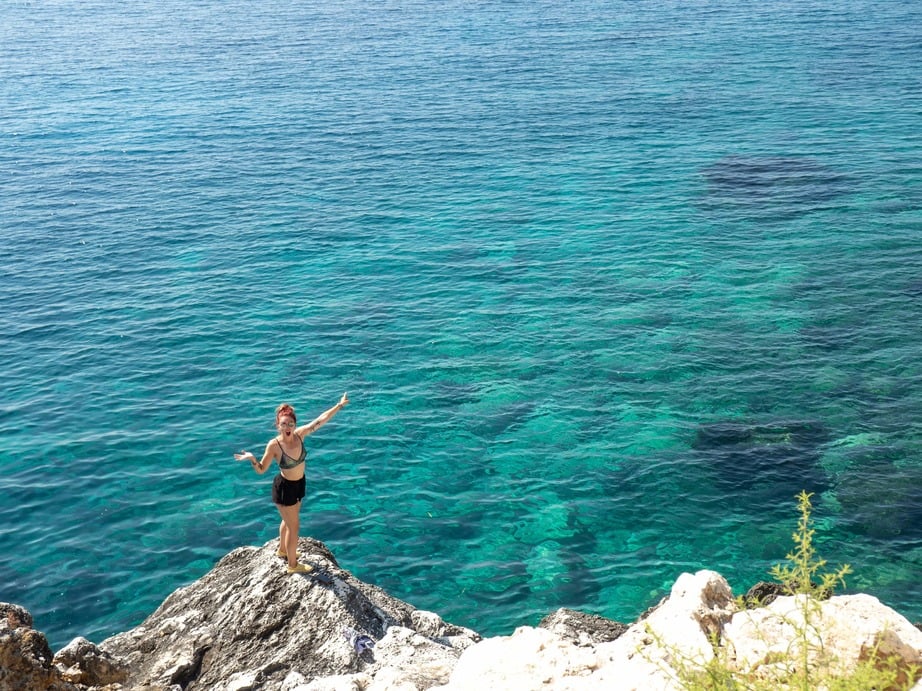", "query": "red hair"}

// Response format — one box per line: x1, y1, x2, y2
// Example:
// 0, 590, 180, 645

275, 403, 297, 424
